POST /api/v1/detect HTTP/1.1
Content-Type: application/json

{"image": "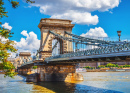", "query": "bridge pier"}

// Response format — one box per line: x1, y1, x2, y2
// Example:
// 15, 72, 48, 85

19, 64, 83, 82
38, 64, 83, 81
